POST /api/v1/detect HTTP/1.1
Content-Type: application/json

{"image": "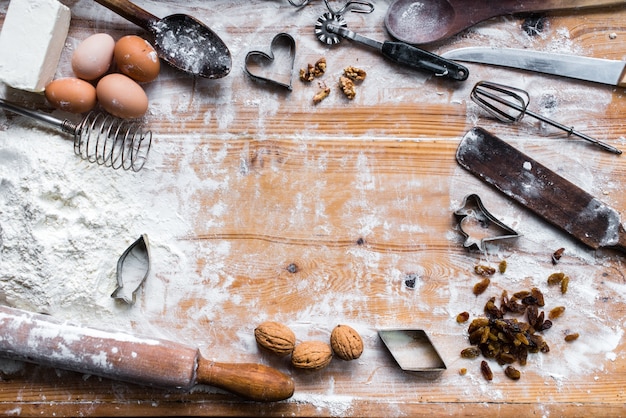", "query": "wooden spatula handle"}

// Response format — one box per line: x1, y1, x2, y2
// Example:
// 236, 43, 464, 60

197, 358, 295, 402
